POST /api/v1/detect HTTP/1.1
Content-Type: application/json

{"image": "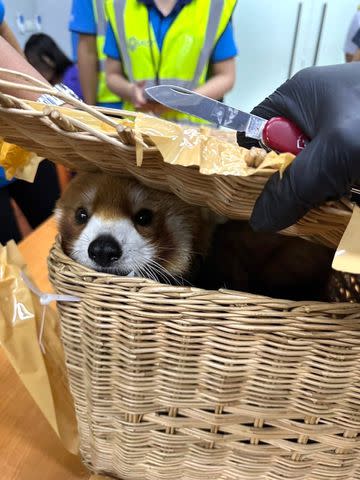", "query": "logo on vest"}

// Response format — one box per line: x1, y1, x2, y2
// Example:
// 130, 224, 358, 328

127, 36, 155, 52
